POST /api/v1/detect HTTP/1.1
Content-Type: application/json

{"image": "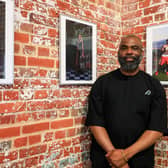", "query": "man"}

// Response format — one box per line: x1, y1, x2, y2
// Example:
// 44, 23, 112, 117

86, 35, 167, 168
